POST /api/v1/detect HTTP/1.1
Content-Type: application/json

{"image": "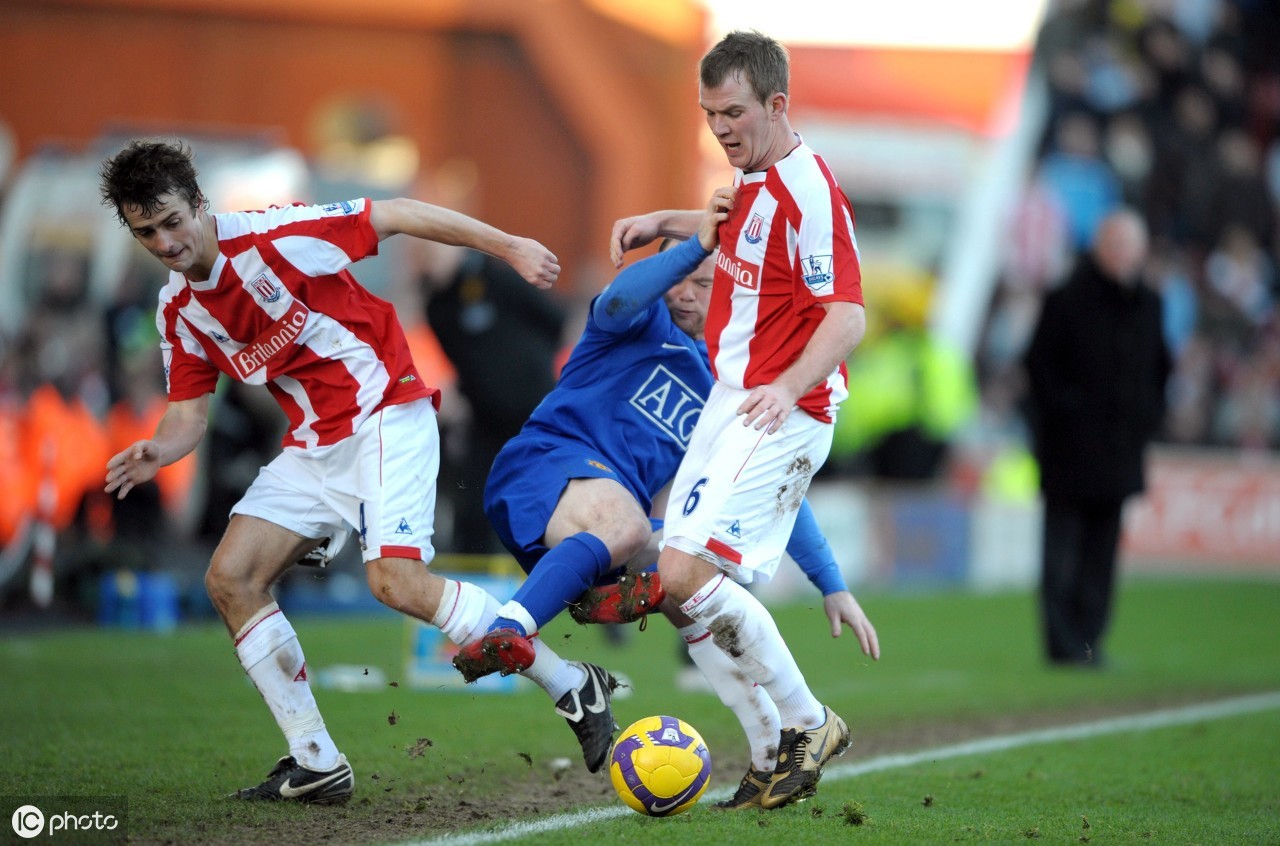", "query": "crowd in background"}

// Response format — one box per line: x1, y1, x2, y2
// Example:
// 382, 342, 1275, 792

982, 0, 1280, 455
2, 0, 1279, 615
